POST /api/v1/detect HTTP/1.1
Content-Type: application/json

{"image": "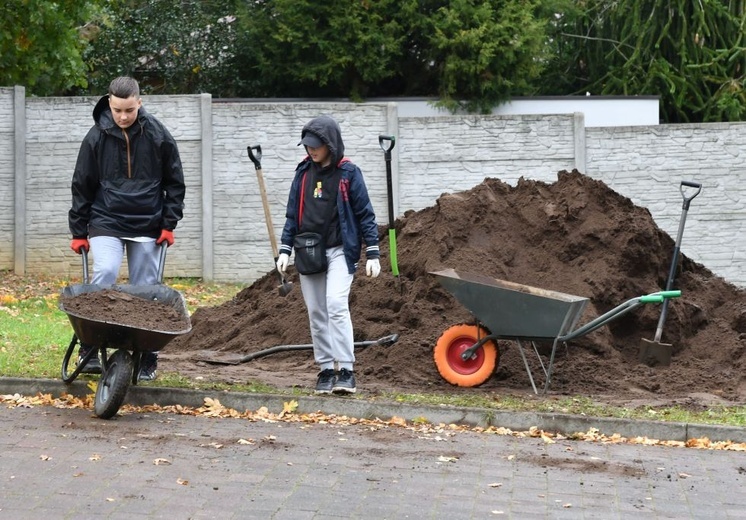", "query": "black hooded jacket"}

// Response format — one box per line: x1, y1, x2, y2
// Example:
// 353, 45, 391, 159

68, 95, 185, 239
